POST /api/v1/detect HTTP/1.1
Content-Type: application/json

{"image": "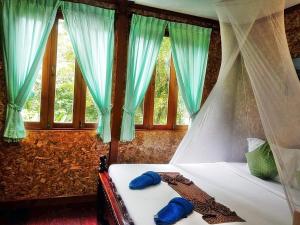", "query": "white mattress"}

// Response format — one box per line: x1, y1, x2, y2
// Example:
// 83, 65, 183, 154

109, 163, 292, 225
